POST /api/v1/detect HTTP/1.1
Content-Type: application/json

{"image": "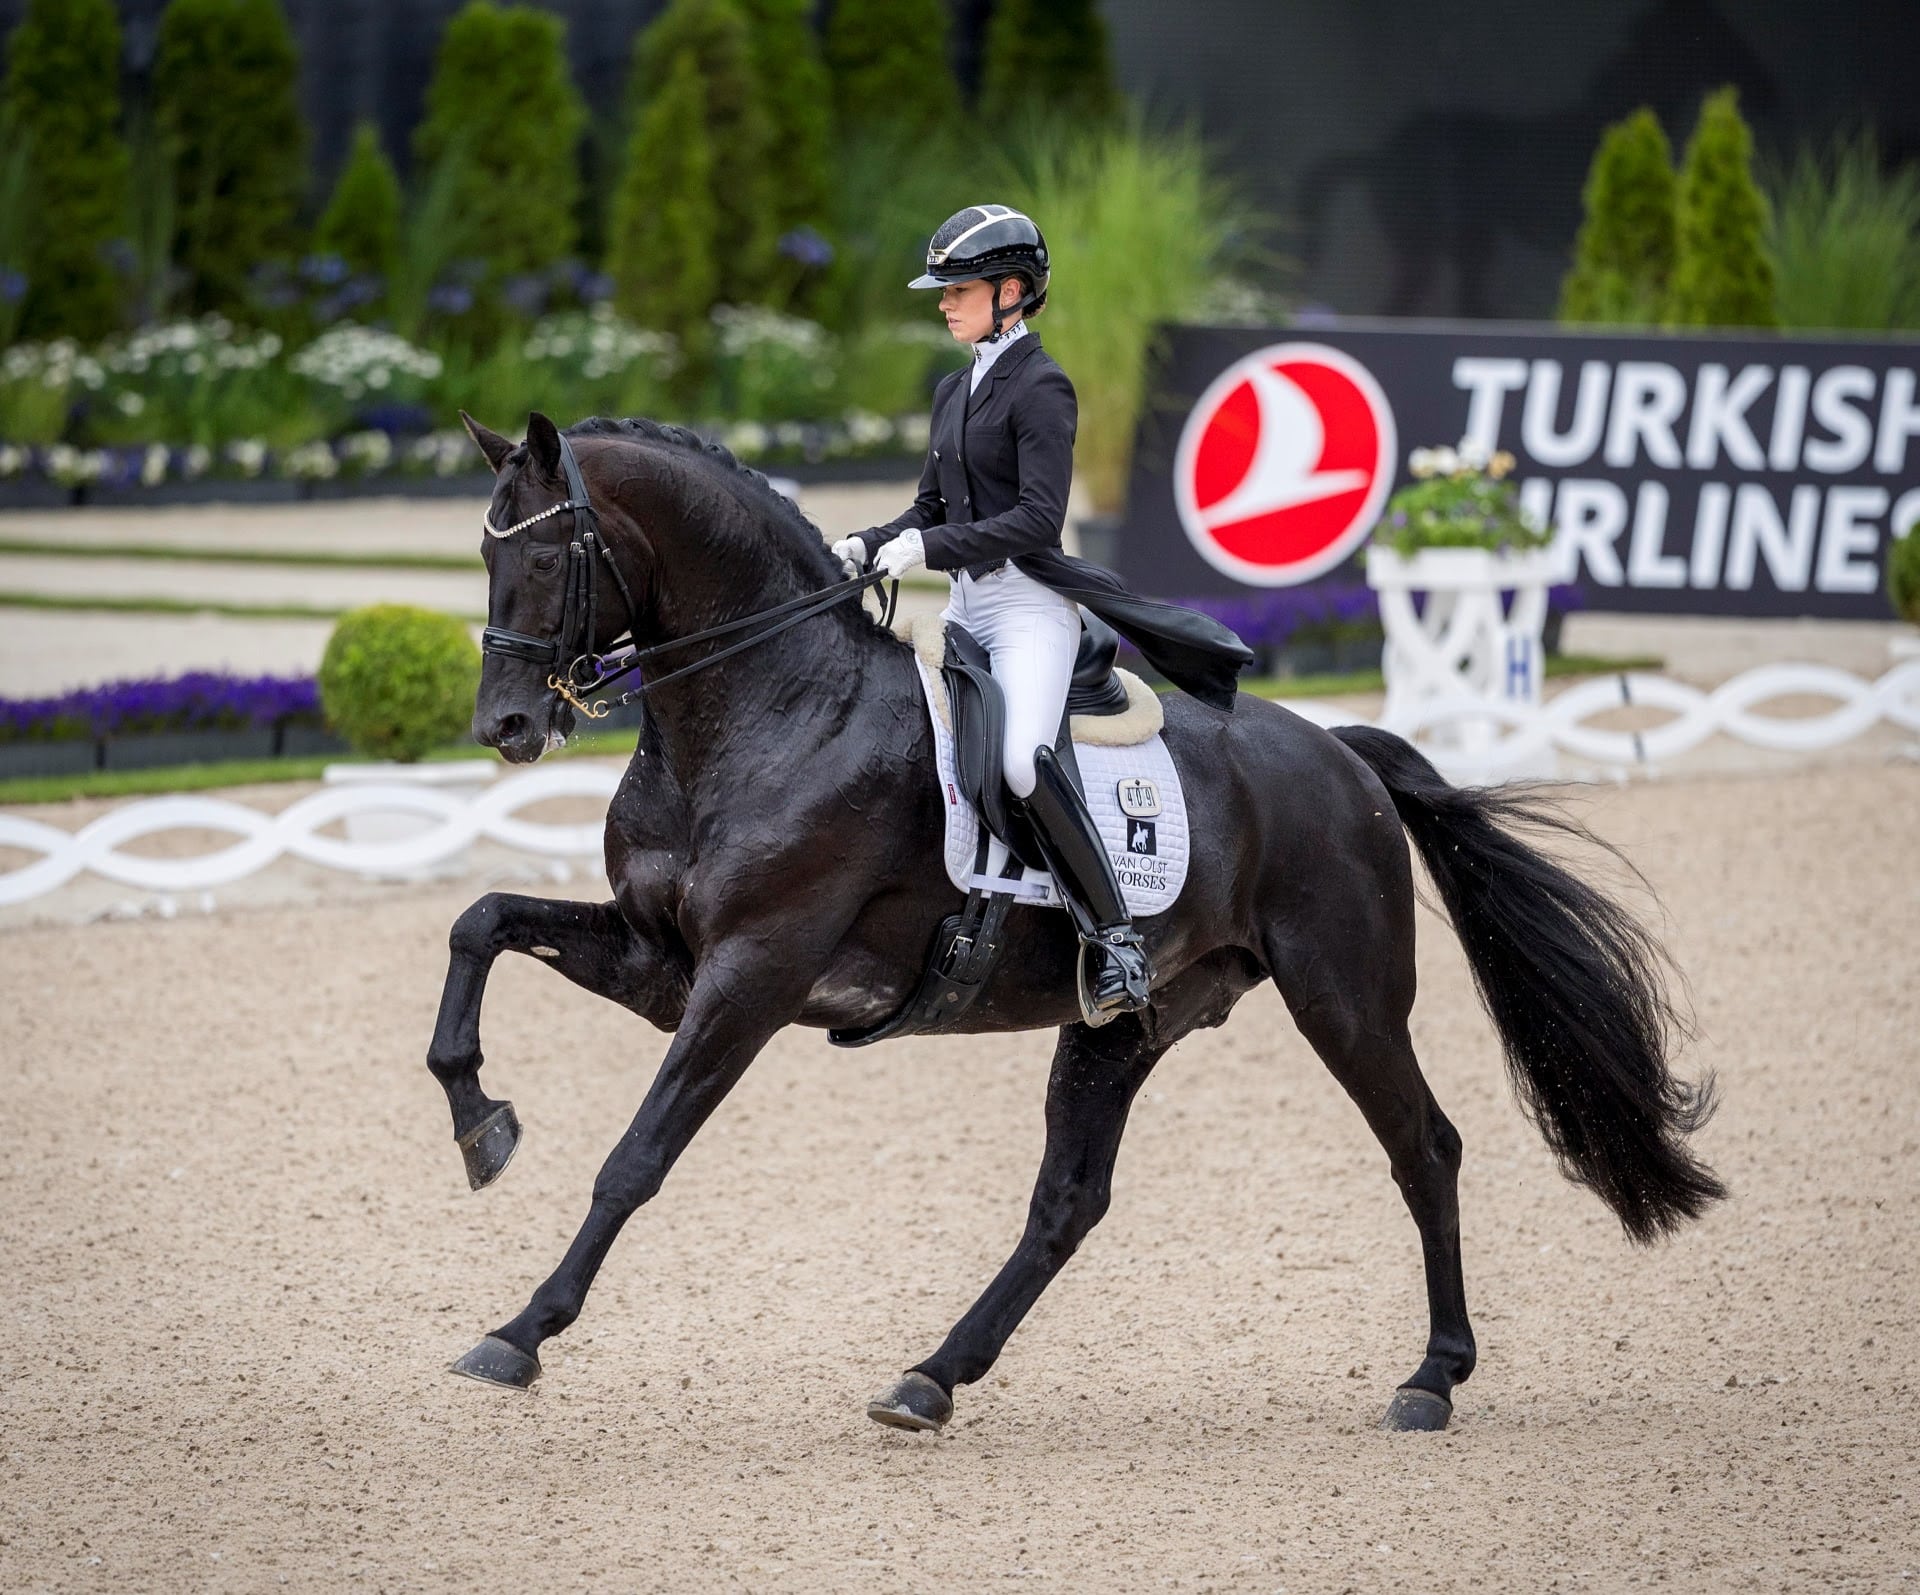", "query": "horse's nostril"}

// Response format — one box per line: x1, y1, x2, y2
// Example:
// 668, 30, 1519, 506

496, 713, 531, 746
